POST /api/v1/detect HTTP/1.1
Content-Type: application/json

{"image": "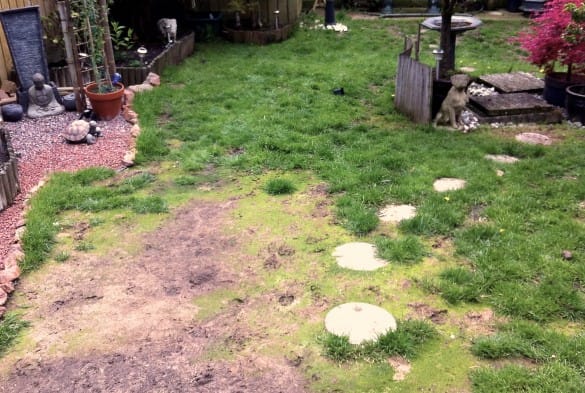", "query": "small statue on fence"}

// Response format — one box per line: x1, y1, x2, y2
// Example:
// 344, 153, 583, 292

157, 18, 177, 46
27, 73, 64, 119
433, 74, 470, 130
